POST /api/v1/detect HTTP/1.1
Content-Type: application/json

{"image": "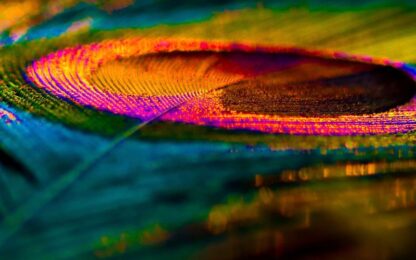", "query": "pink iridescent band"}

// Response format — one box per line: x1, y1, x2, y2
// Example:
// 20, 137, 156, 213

26, 38, 416, 135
